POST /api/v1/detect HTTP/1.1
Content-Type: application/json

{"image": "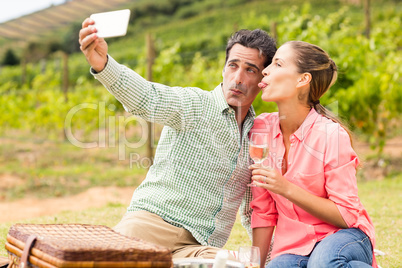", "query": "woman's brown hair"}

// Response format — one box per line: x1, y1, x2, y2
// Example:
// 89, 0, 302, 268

286, 41, 355, 146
